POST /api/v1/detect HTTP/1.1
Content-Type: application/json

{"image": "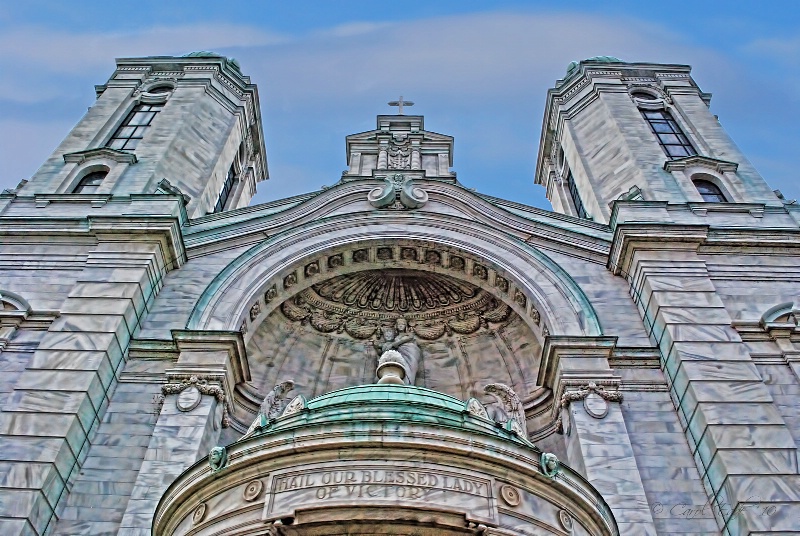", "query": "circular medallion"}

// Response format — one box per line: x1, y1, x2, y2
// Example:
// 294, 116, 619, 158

243, 479, 263, 502
499, 484, 520, 507
558, 510, 574, 532
192, 503, 207, 525
176, 386, 202, 412
583, 392, 609, 419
